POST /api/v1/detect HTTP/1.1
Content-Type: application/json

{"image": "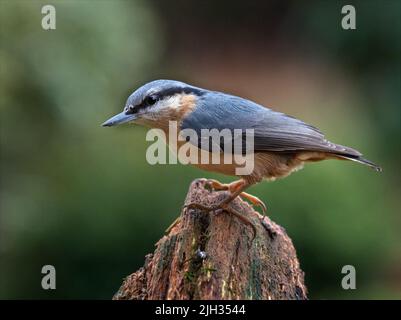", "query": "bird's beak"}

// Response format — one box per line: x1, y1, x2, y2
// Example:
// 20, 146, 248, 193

101, 112, 137, 127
